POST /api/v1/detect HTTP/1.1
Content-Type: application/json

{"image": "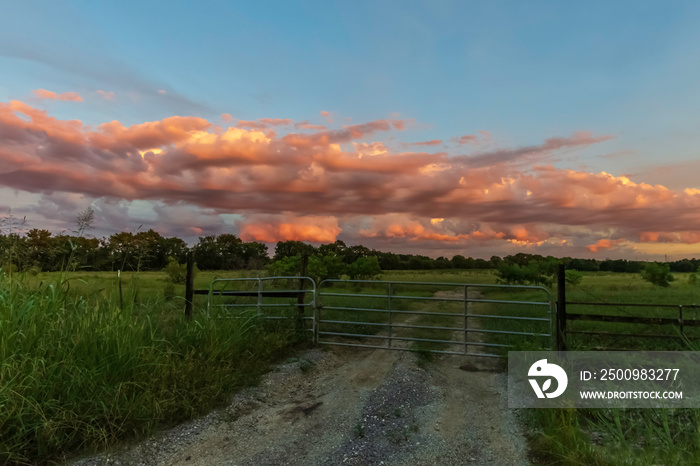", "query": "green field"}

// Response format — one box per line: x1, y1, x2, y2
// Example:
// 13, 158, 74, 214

2, 268, 700, 464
